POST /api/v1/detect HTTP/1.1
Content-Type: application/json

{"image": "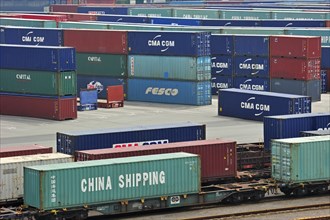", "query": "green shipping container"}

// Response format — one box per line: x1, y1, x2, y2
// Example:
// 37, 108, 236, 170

221, 27, 285, 35
128, 8, 173, 17
271, 135, 330, 184
220, 10, 271, 20
0, 18, 56, 28
0, 69, 76, 96
128, 55, 211, 81
271, 11, 327, 20
285, 29, 330, 46
173, 8, 221, 19
58, 22, 108, 30
180, 26, 221, 34
108, 23, 162, 31
24, 152, 201, 210
76, 53, 127, 77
